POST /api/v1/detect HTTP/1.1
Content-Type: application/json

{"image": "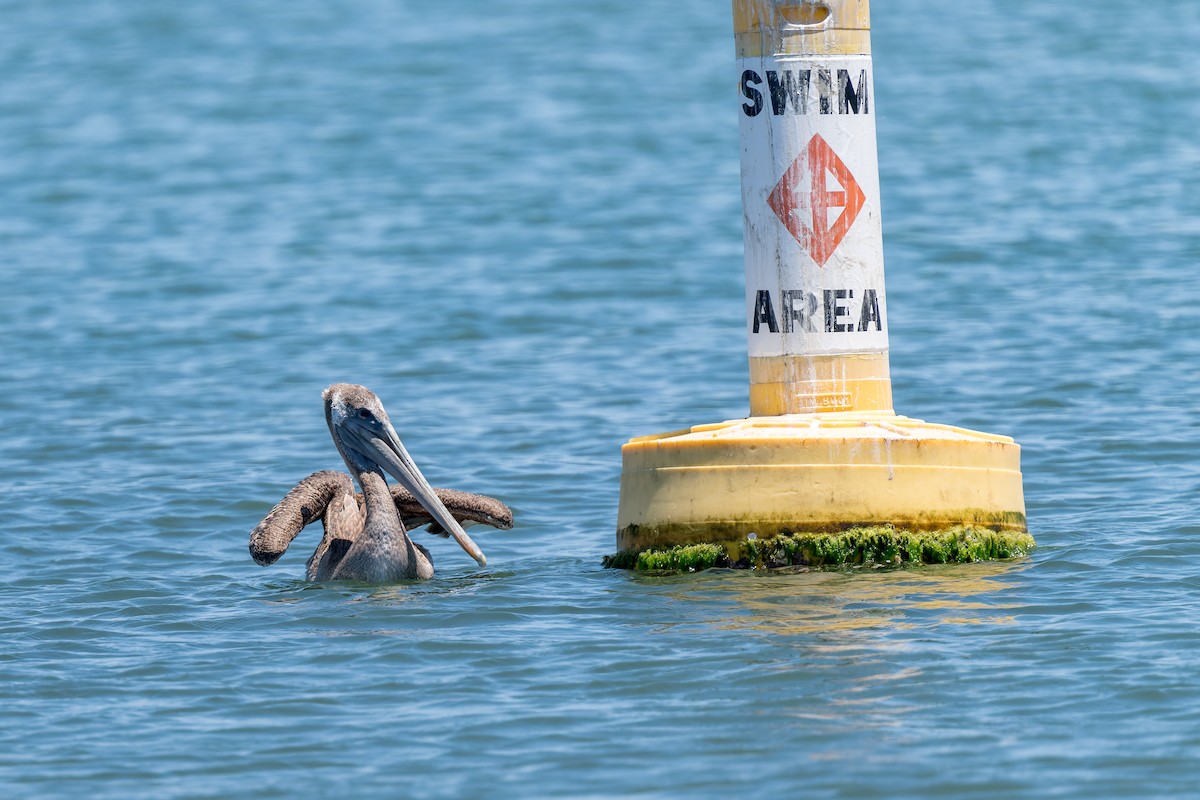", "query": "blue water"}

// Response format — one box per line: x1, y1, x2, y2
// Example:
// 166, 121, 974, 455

2, 1, 1199, 797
